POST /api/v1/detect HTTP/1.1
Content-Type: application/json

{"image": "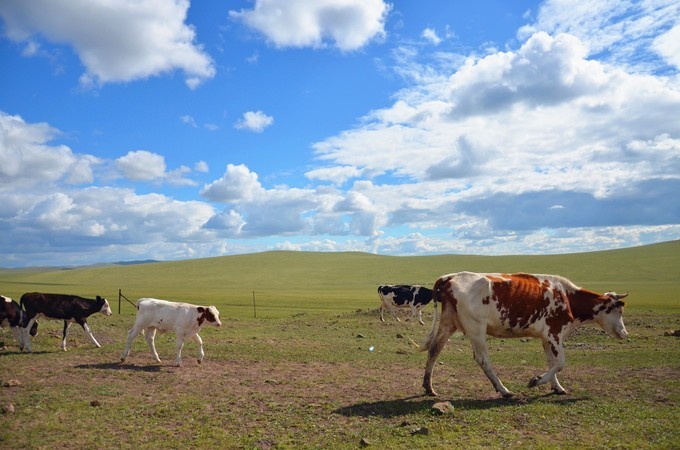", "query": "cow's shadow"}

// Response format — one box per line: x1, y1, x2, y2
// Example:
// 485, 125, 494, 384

334, 393, 588, 418
74, 362, 162, 373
